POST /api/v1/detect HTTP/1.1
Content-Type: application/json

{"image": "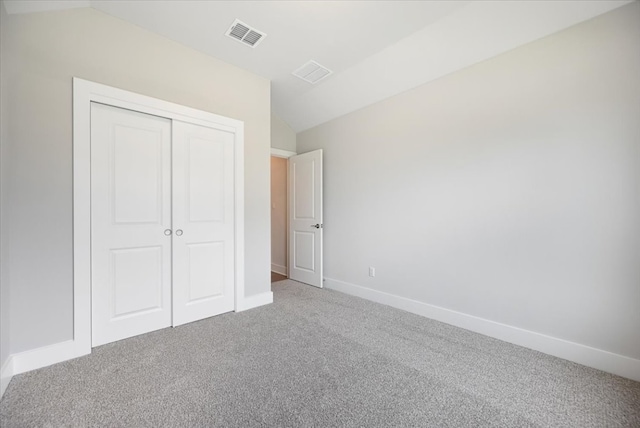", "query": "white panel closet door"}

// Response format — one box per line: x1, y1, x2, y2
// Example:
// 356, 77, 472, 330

172, 121, 235, 326
288, 149, 323, 288
91, 103, 172, 347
